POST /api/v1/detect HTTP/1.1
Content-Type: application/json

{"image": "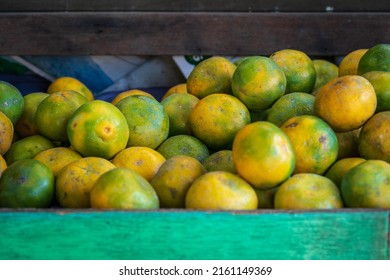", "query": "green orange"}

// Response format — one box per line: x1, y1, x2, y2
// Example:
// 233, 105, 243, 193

362, 71, 390, 113
325, 157, 366, 188
202, 150, 237, 174
357, 44, 390, 75
0, 81, 24, 125
312, 59, 338, 93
